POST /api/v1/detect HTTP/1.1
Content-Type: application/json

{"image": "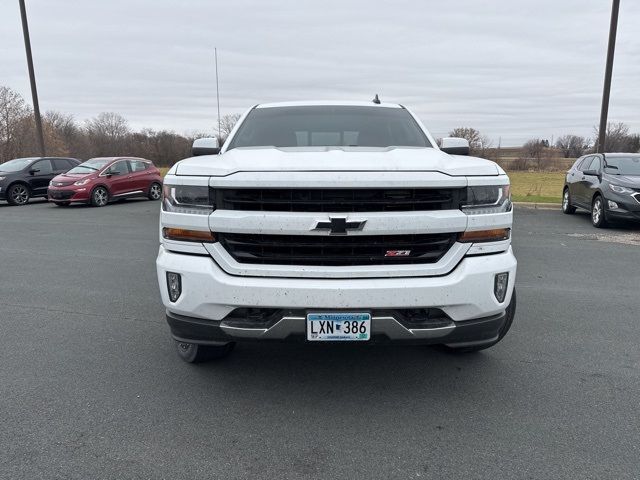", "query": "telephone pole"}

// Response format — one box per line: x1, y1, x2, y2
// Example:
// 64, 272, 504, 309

215, 48, 221, 139
597, 0, 620, 153
19, 0, 46, 156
